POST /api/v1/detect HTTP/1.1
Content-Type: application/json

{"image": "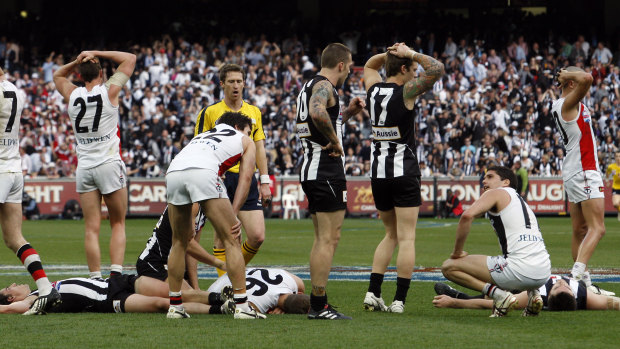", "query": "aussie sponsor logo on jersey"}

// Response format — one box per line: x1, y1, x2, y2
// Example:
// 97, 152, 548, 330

216, 182, 223, 193
296, 123, 311, 137
599, 186, 604, 192
372, 126, 401, 140
584, 186, 591, 194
